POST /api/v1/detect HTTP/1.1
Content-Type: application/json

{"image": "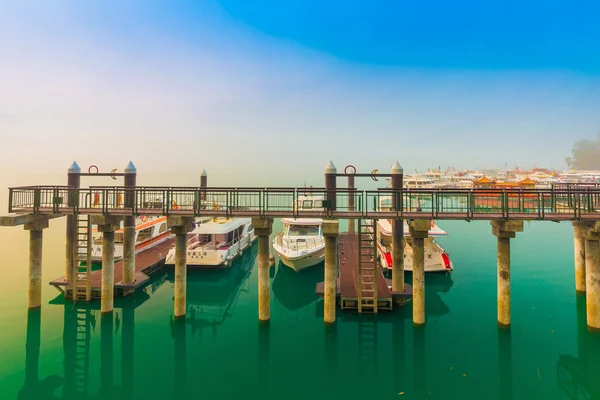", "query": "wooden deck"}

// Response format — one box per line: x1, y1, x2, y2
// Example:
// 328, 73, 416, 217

49, 238, 174, 298
315, 233, 412, 311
